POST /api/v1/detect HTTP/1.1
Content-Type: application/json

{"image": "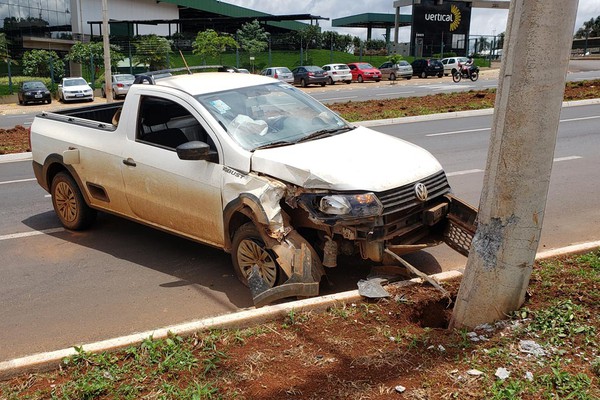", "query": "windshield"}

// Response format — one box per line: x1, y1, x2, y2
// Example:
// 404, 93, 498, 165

275, 67, 291, 74
358, 63, 374, 69
23, 82, 46, 90
334, 65, 349, 70
196, 83, 350, 151
64, 78, 87, 87
115, 74, 134, 82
